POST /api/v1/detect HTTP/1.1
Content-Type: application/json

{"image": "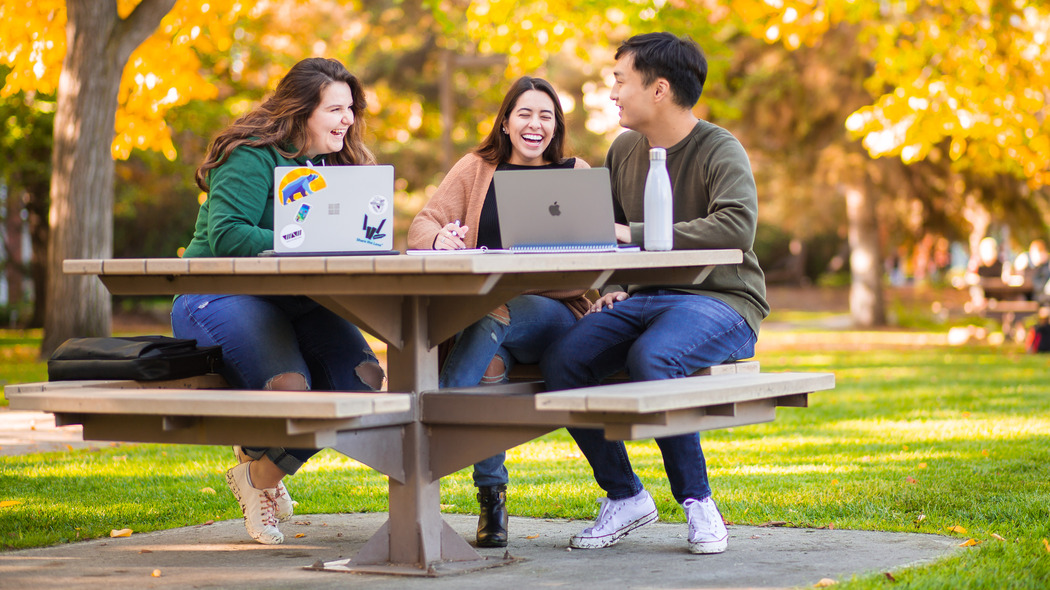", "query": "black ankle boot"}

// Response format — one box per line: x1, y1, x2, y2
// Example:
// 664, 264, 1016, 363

476, 484, 509, 548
